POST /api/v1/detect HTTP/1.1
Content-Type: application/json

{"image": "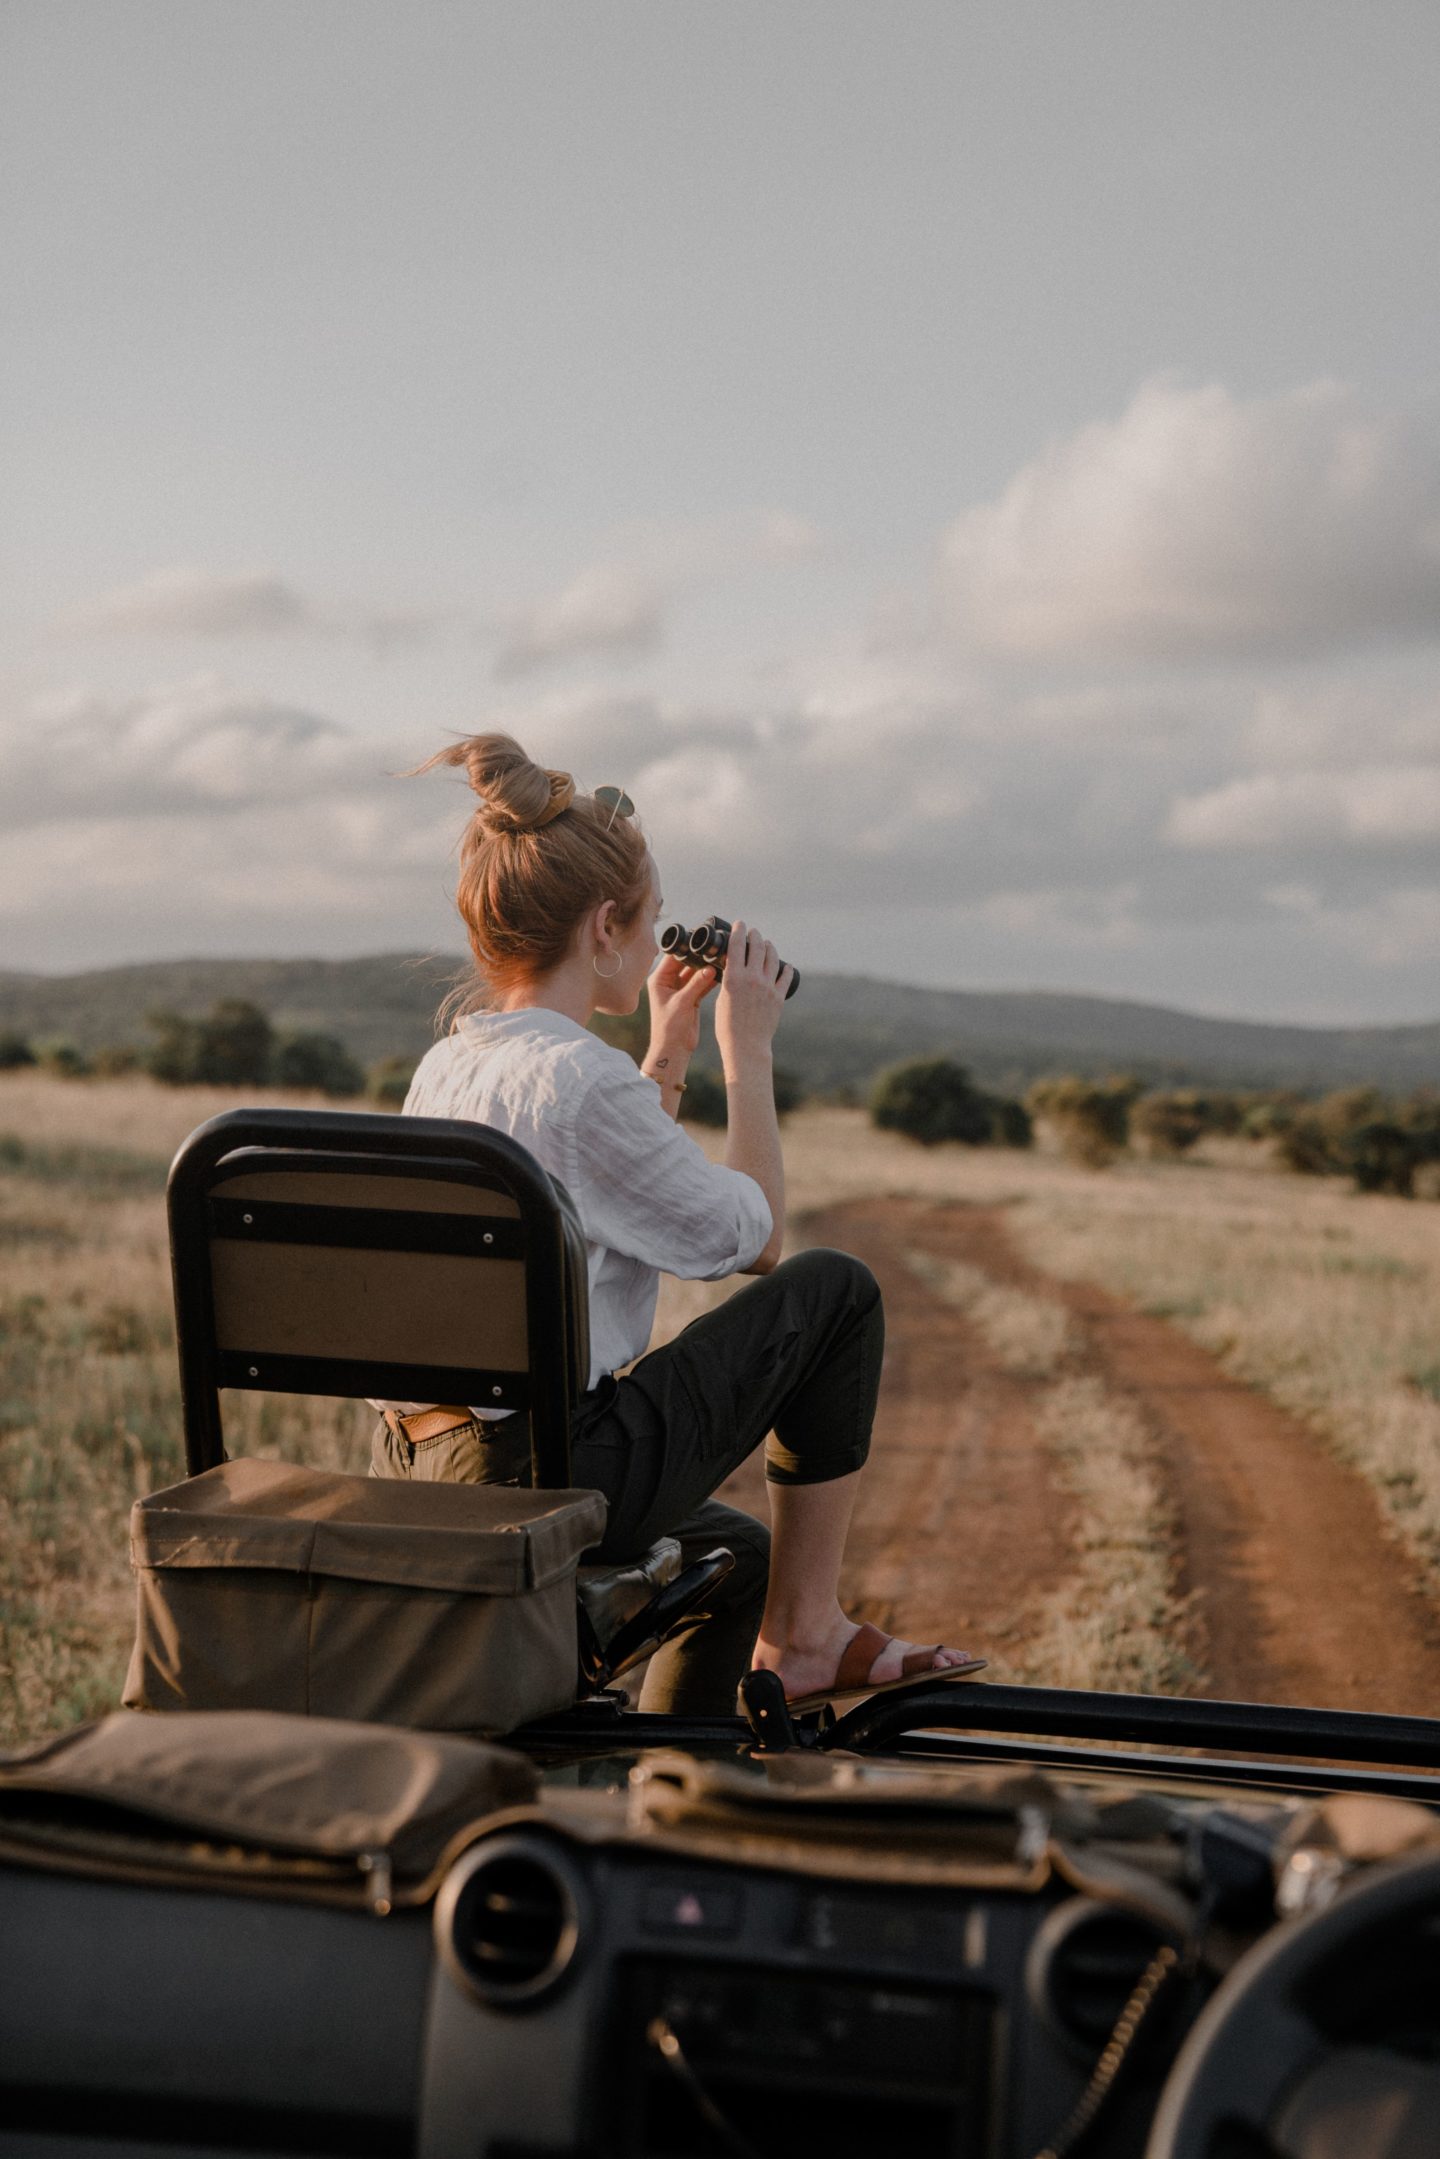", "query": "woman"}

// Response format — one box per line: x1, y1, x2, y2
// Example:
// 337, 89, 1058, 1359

374, 733, 982, 1713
